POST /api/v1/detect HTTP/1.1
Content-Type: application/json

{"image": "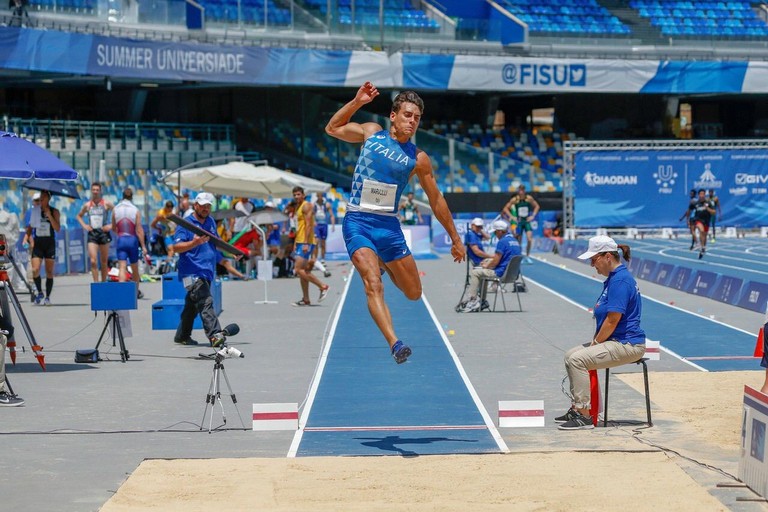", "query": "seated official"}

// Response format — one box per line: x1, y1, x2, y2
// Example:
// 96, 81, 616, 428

460, 220, 521, 312
465, 217, 493, 267
556, 235, 646, 430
